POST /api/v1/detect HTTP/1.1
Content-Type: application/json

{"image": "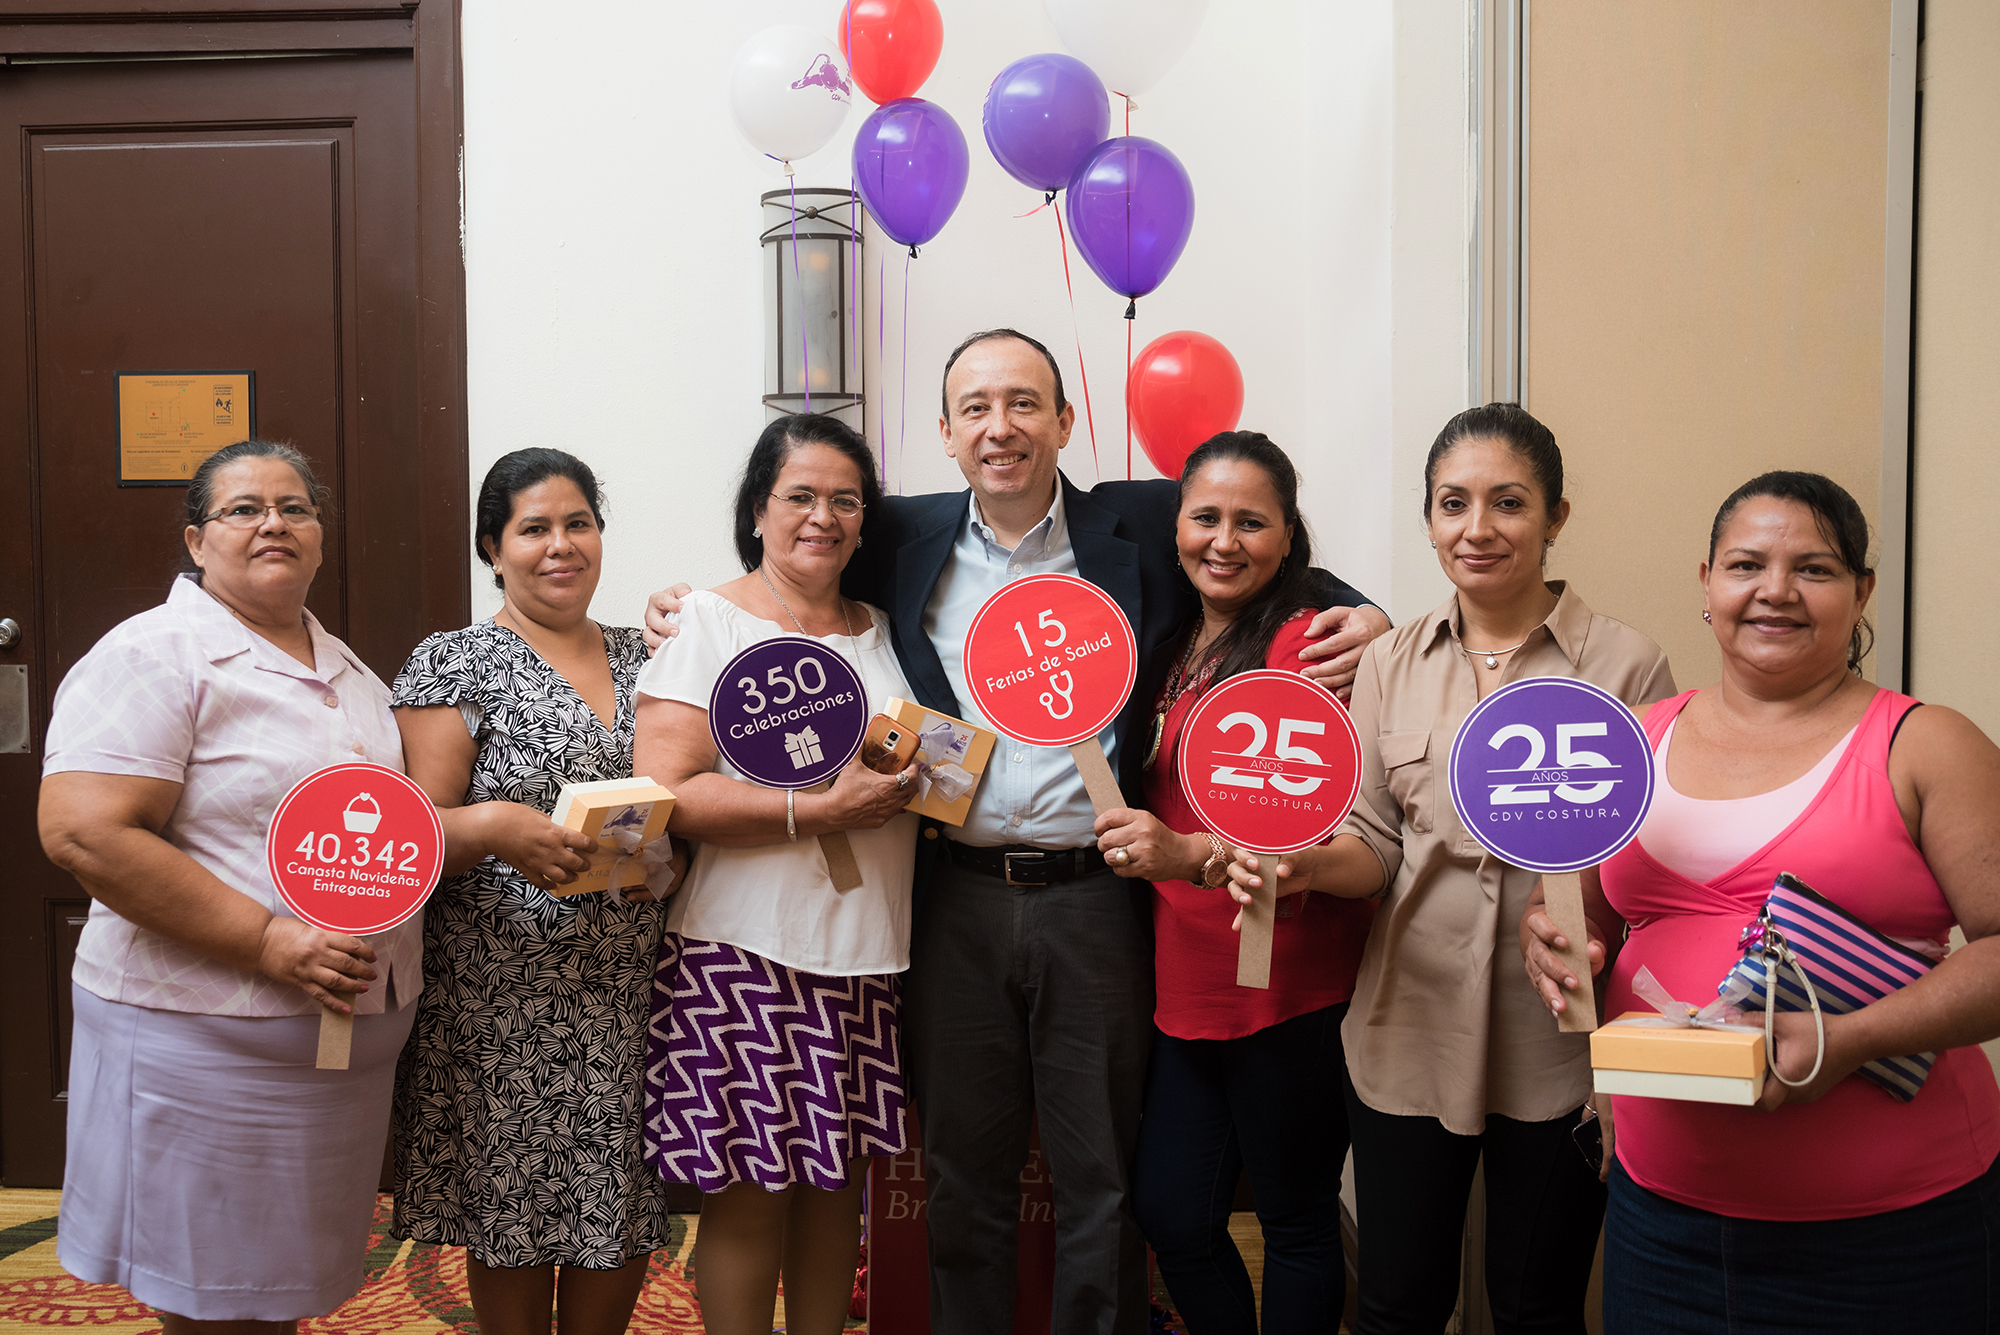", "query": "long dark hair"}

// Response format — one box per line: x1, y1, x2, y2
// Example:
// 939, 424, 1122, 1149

1178, 432, 1318, 691
180, 439, 328, 581
732, 413, 881, 572
473, 448, 606, 590
1708, 470, 1875, 672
